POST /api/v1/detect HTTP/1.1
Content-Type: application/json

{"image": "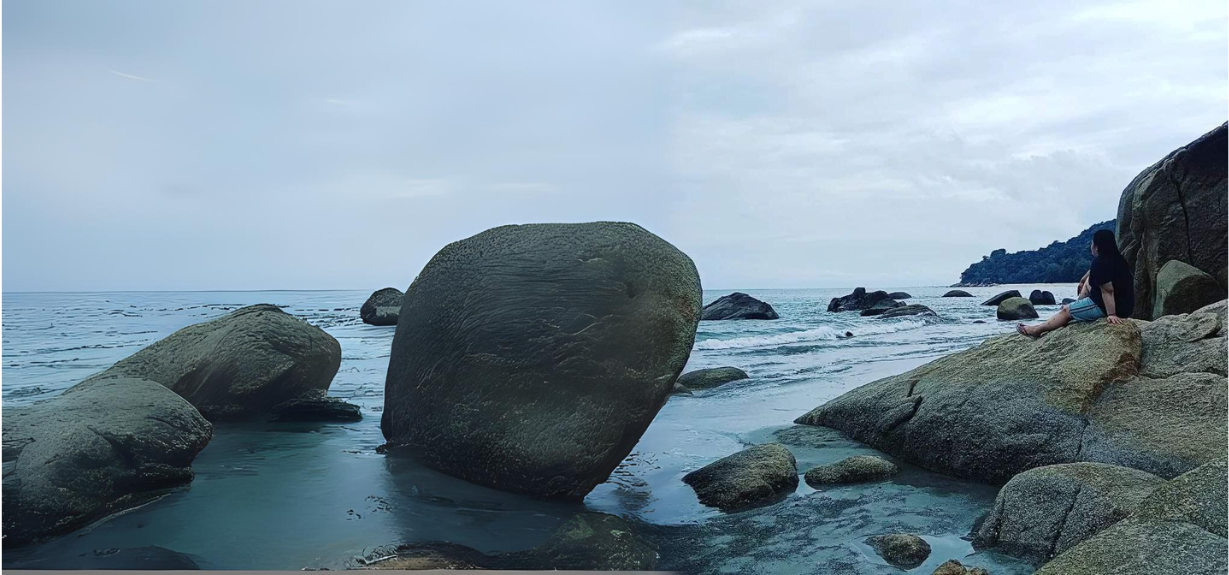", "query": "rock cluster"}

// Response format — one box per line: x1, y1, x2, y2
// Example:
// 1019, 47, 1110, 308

829, 288, 901, 312
701, 292, 779, 320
